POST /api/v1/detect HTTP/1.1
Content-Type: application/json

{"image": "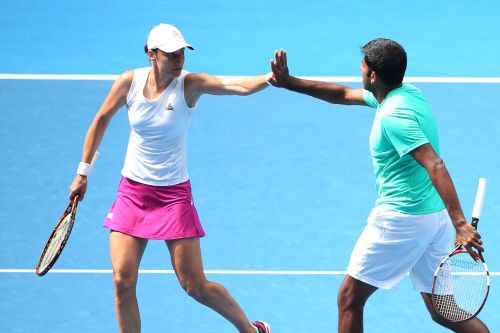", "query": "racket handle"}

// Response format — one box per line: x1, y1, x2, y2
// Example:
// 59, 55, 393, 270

471, 178, 488, 228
